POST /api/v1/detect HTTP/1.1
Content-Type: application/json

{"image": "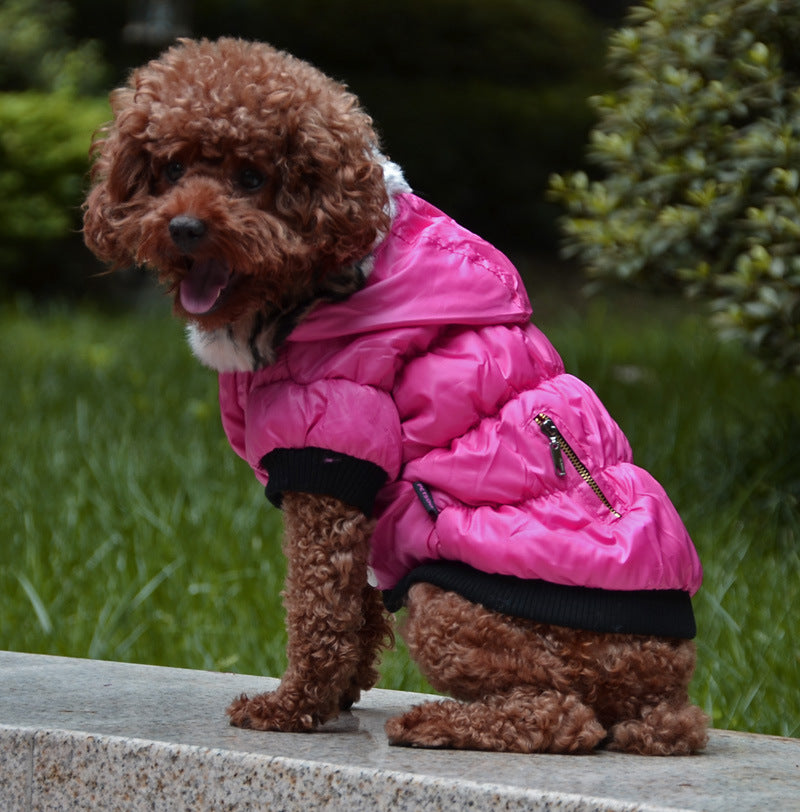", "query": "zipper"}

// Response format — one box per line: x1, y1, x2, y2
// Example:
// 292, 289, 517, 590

534, 413, 622, 518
